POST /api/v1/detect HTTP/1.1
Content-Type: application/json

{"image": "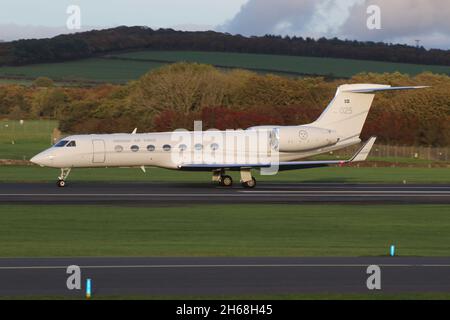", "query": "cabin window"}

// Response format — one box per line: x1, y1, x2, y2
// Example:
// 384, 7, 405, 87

54, 140, 69, 147
130, 145, 139, 152
163, 144, 171, 152
179, 144, 187, 151
115, 145, 123, 153
210, 143, 219, 151
194, 143, 203, 151
147, 145, 155, 152
66, 141, 76, 147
